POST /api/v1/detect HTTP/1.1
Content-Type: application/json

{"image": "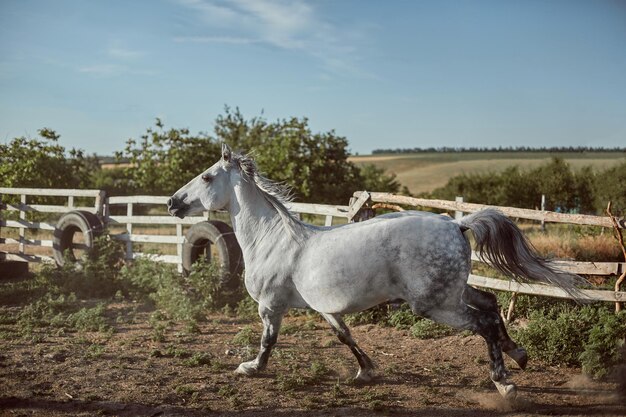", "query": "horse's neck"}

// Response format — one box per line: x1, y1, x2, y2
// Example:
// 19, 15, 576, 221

228, 184, 296, 263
